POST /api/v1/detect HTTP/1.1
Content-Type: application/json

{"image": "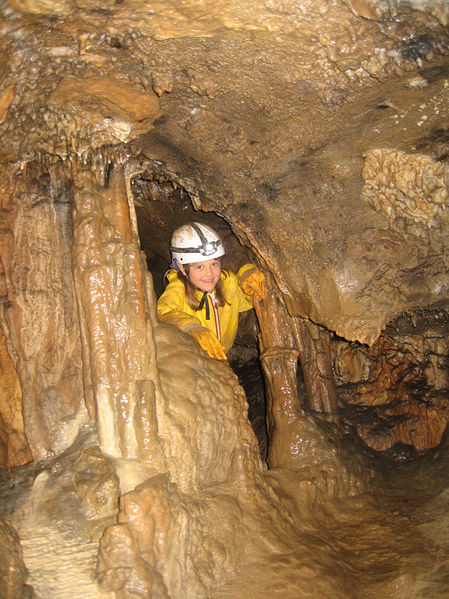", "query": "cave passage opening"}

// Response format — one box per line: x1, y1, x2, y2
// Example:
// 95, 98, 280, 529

130, 169, 269, 458
128, 166, 449, 462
